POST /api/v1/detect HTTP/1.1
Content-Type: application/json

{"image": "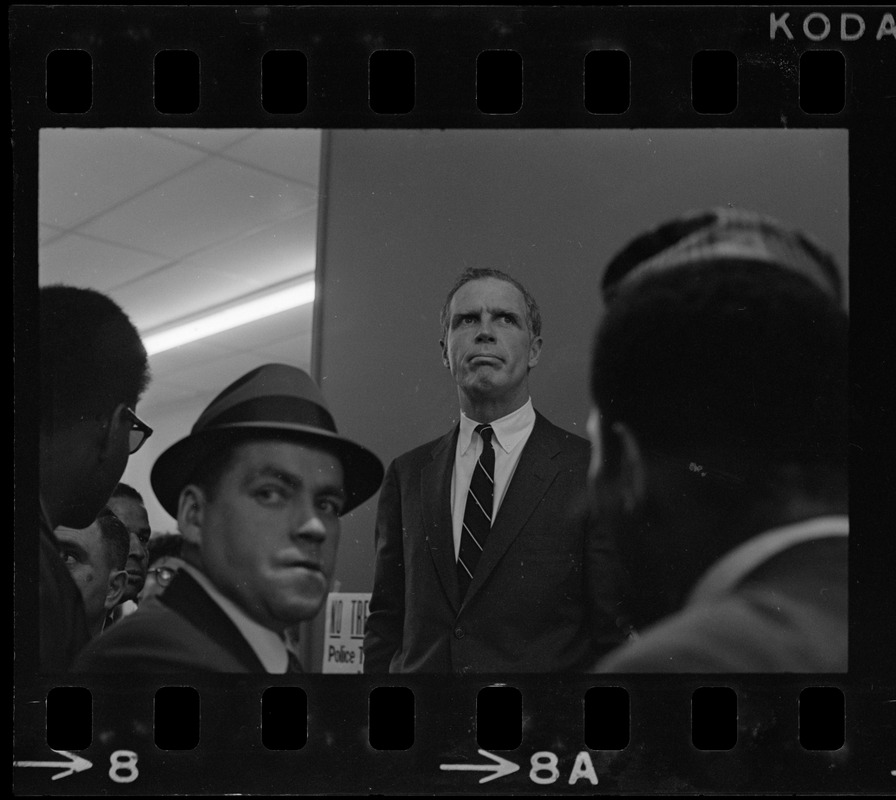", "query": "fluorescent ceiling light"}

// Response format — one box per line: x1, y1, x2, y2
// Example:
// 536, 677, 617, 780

143, 277, 315, 356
